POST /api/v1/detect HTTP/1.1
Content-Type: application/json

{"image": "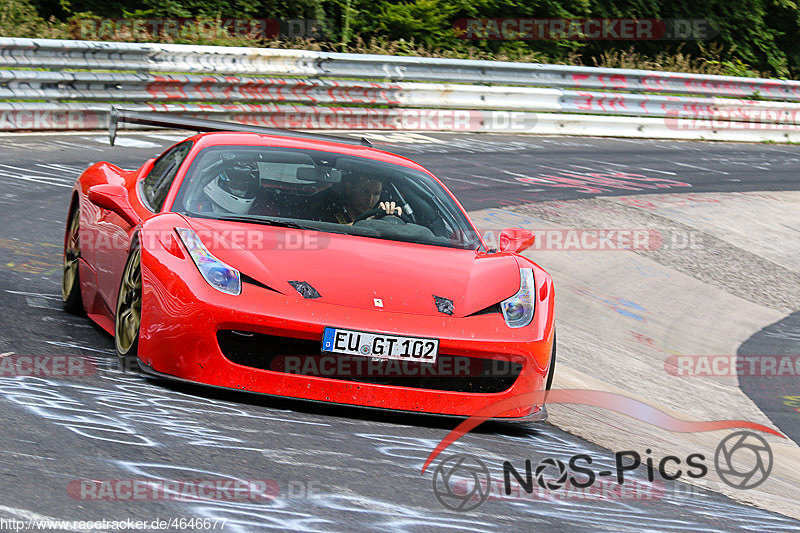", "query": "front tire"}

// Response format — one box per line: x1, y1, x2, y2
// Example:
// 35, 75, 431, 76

115, 240, 141, 359
62, 206, 84, 315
